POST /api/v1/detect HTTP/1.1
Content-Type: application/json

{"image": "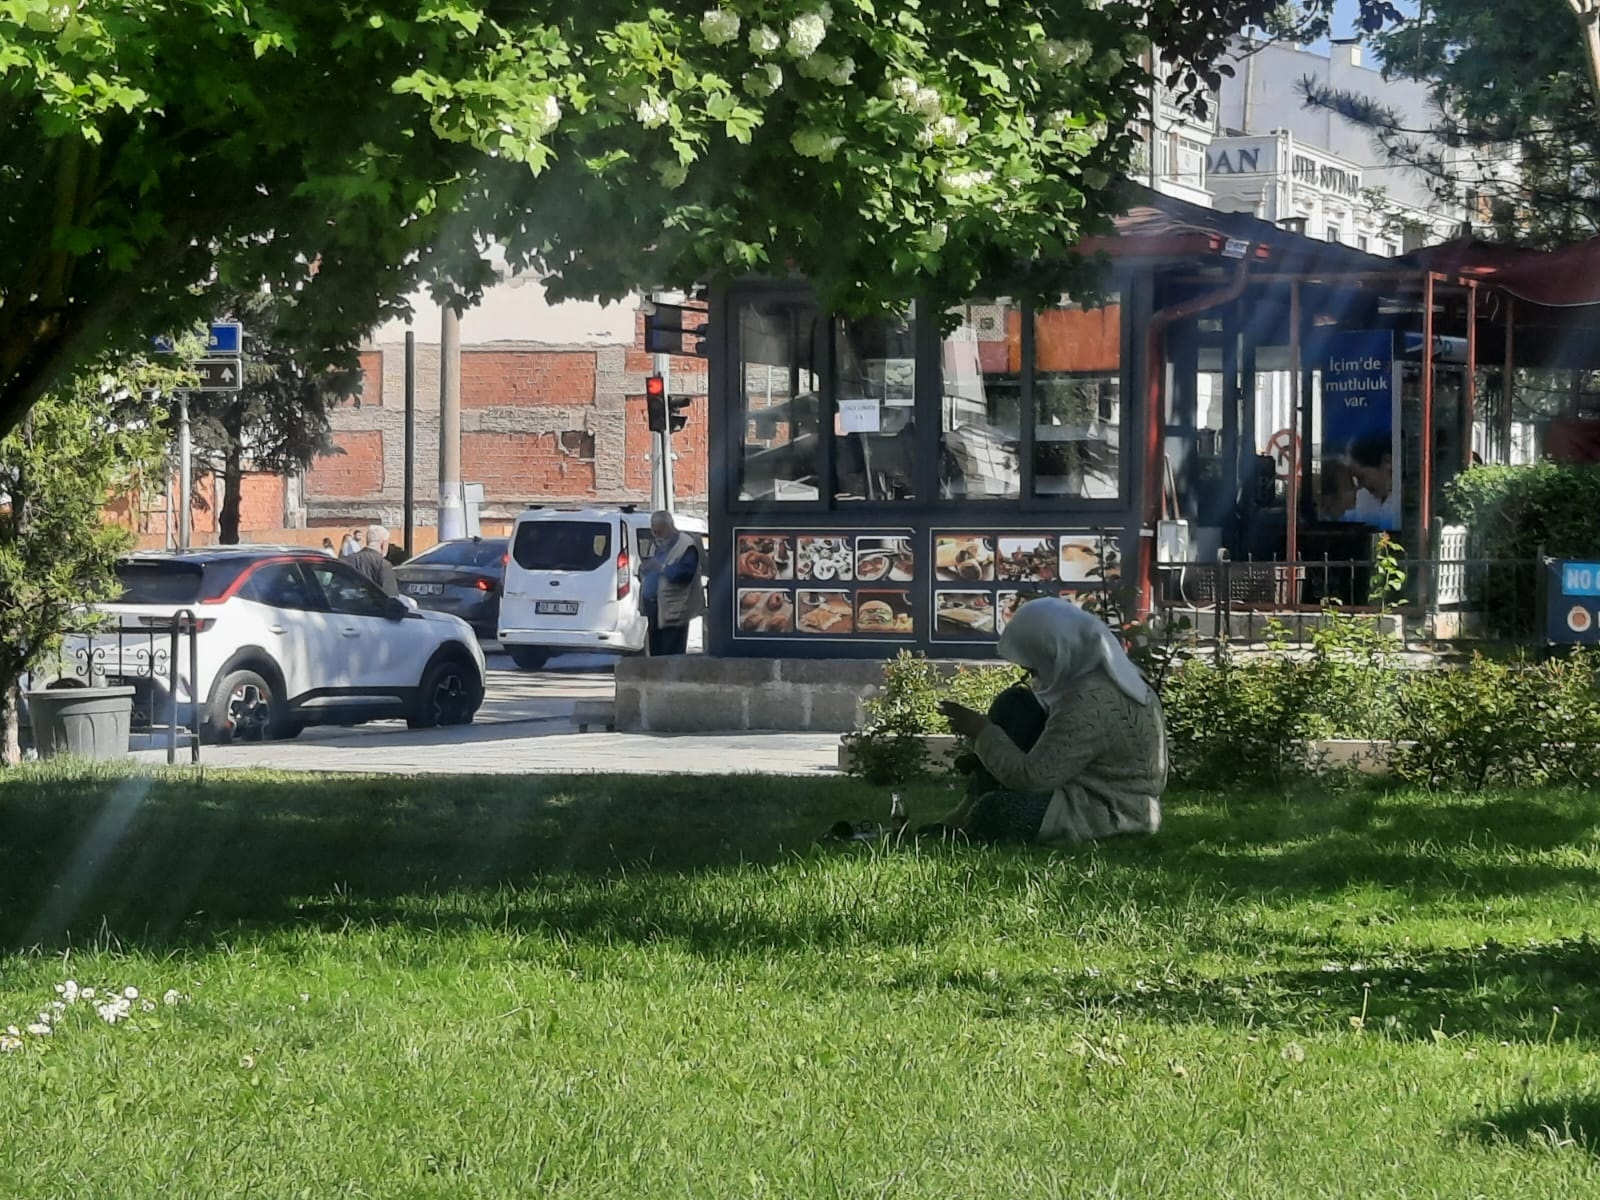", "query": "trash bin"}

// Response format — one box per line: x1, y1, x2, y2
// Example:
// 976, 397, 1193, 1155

25, 686, 136, 761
